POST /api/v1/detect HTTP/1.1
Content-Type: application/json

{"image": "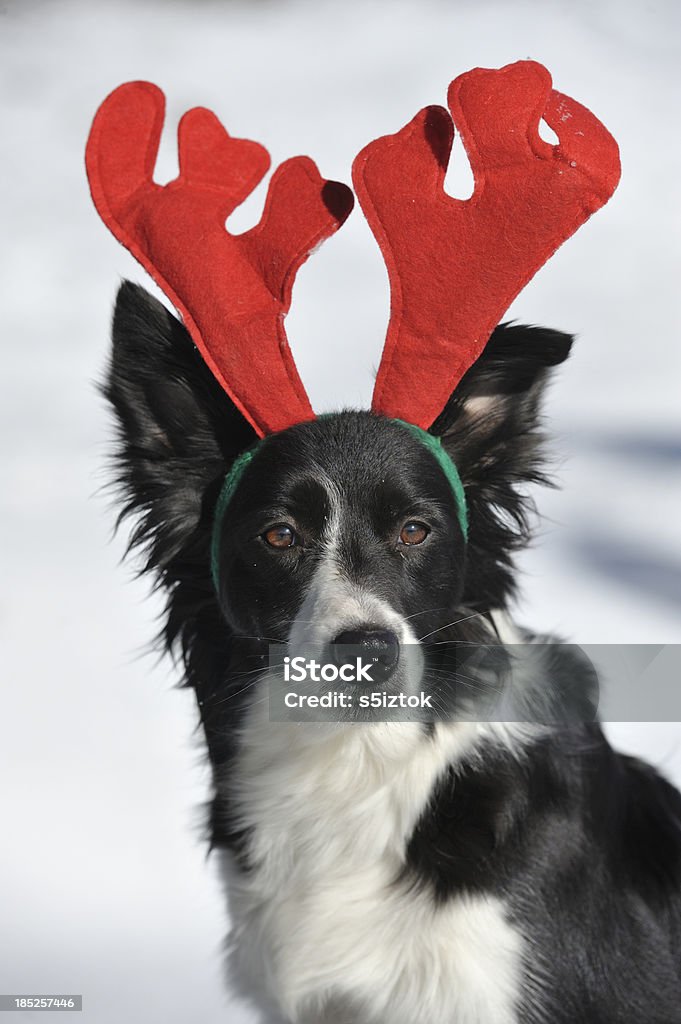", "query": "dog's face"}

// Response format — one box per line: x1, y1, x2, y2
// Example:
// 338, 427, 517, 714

213, 413, 466, 695
104, 282, 572, 736
216, 413, 465, 647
